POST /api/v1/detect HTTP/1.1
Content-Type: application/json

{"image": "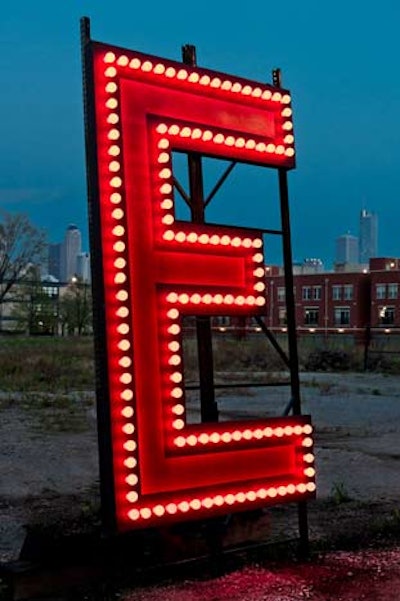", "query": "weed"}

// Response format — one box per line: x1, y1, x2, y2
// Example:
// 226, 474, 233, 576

331, 481, 352, 505
301, 378, 335, 395
11, 391, 95, 433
